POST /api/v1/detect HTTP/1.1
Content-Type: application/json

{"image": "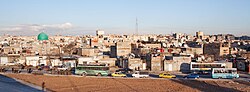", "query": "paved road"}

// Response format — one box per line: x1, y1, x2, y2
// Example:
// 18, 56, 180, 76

0, 74, 42, 92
